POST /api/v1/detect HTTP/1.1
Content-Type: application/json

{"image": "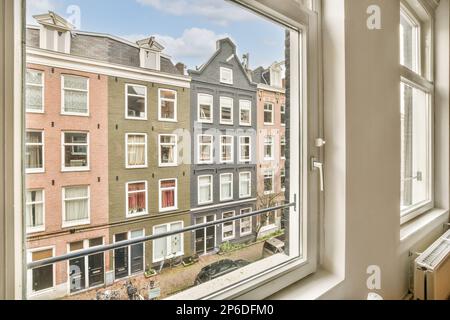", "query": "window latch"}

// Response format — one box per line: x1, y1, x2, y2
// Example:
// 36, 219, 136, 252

311, 158, 324, 192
